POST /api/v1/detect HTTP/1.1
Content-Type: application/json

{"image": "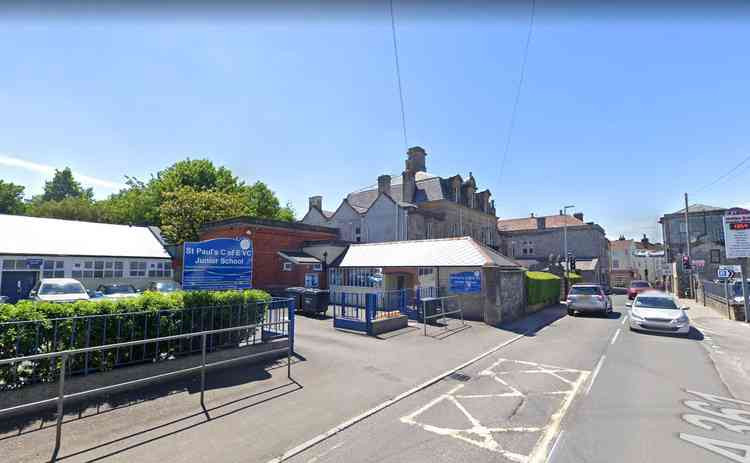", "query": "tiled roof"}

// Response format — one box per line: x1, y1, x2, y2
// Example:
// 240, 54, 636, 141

497, 214, 584, 232
609, 239, 633, 251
